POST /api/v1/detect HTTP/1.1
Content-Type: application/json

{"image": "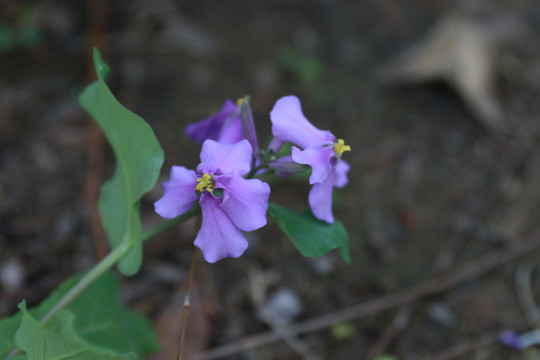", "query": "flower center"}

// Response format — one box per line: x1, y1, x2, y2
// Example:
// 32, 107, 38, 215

334, 139, 351, 155
196, 173, 215, 193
